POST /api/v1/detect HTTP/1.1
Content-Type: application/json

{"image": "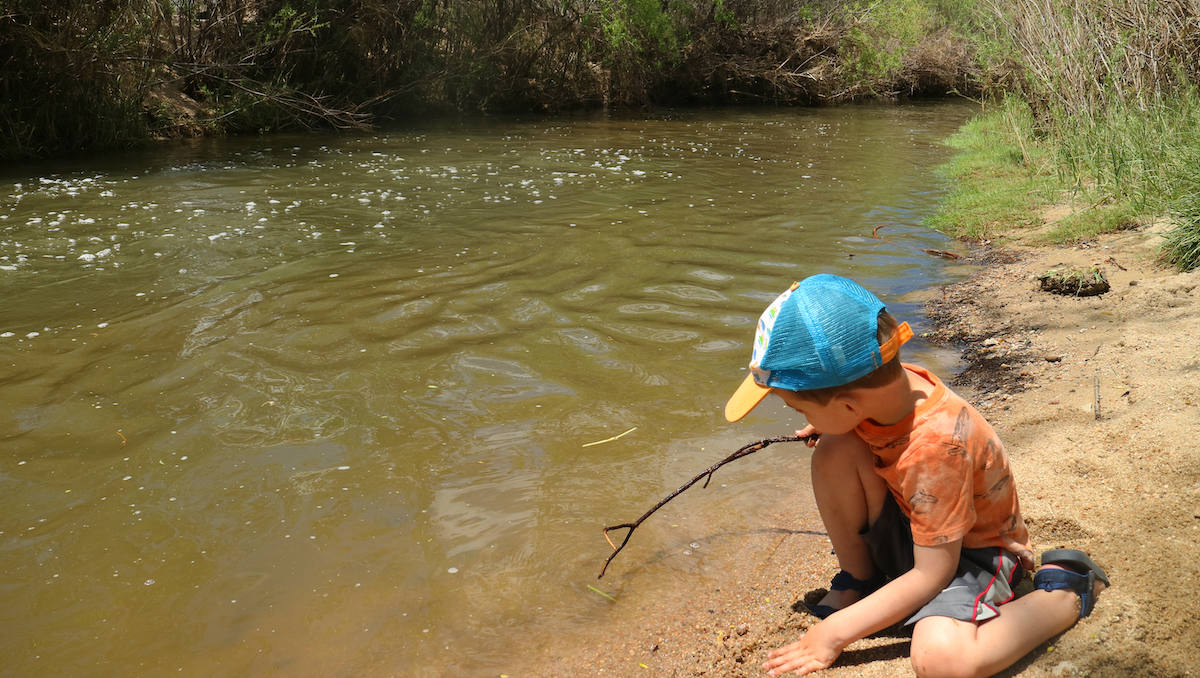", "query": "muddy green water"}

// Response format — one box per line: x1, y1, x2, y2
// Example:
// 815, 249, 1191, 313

1, 103, 975, 677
